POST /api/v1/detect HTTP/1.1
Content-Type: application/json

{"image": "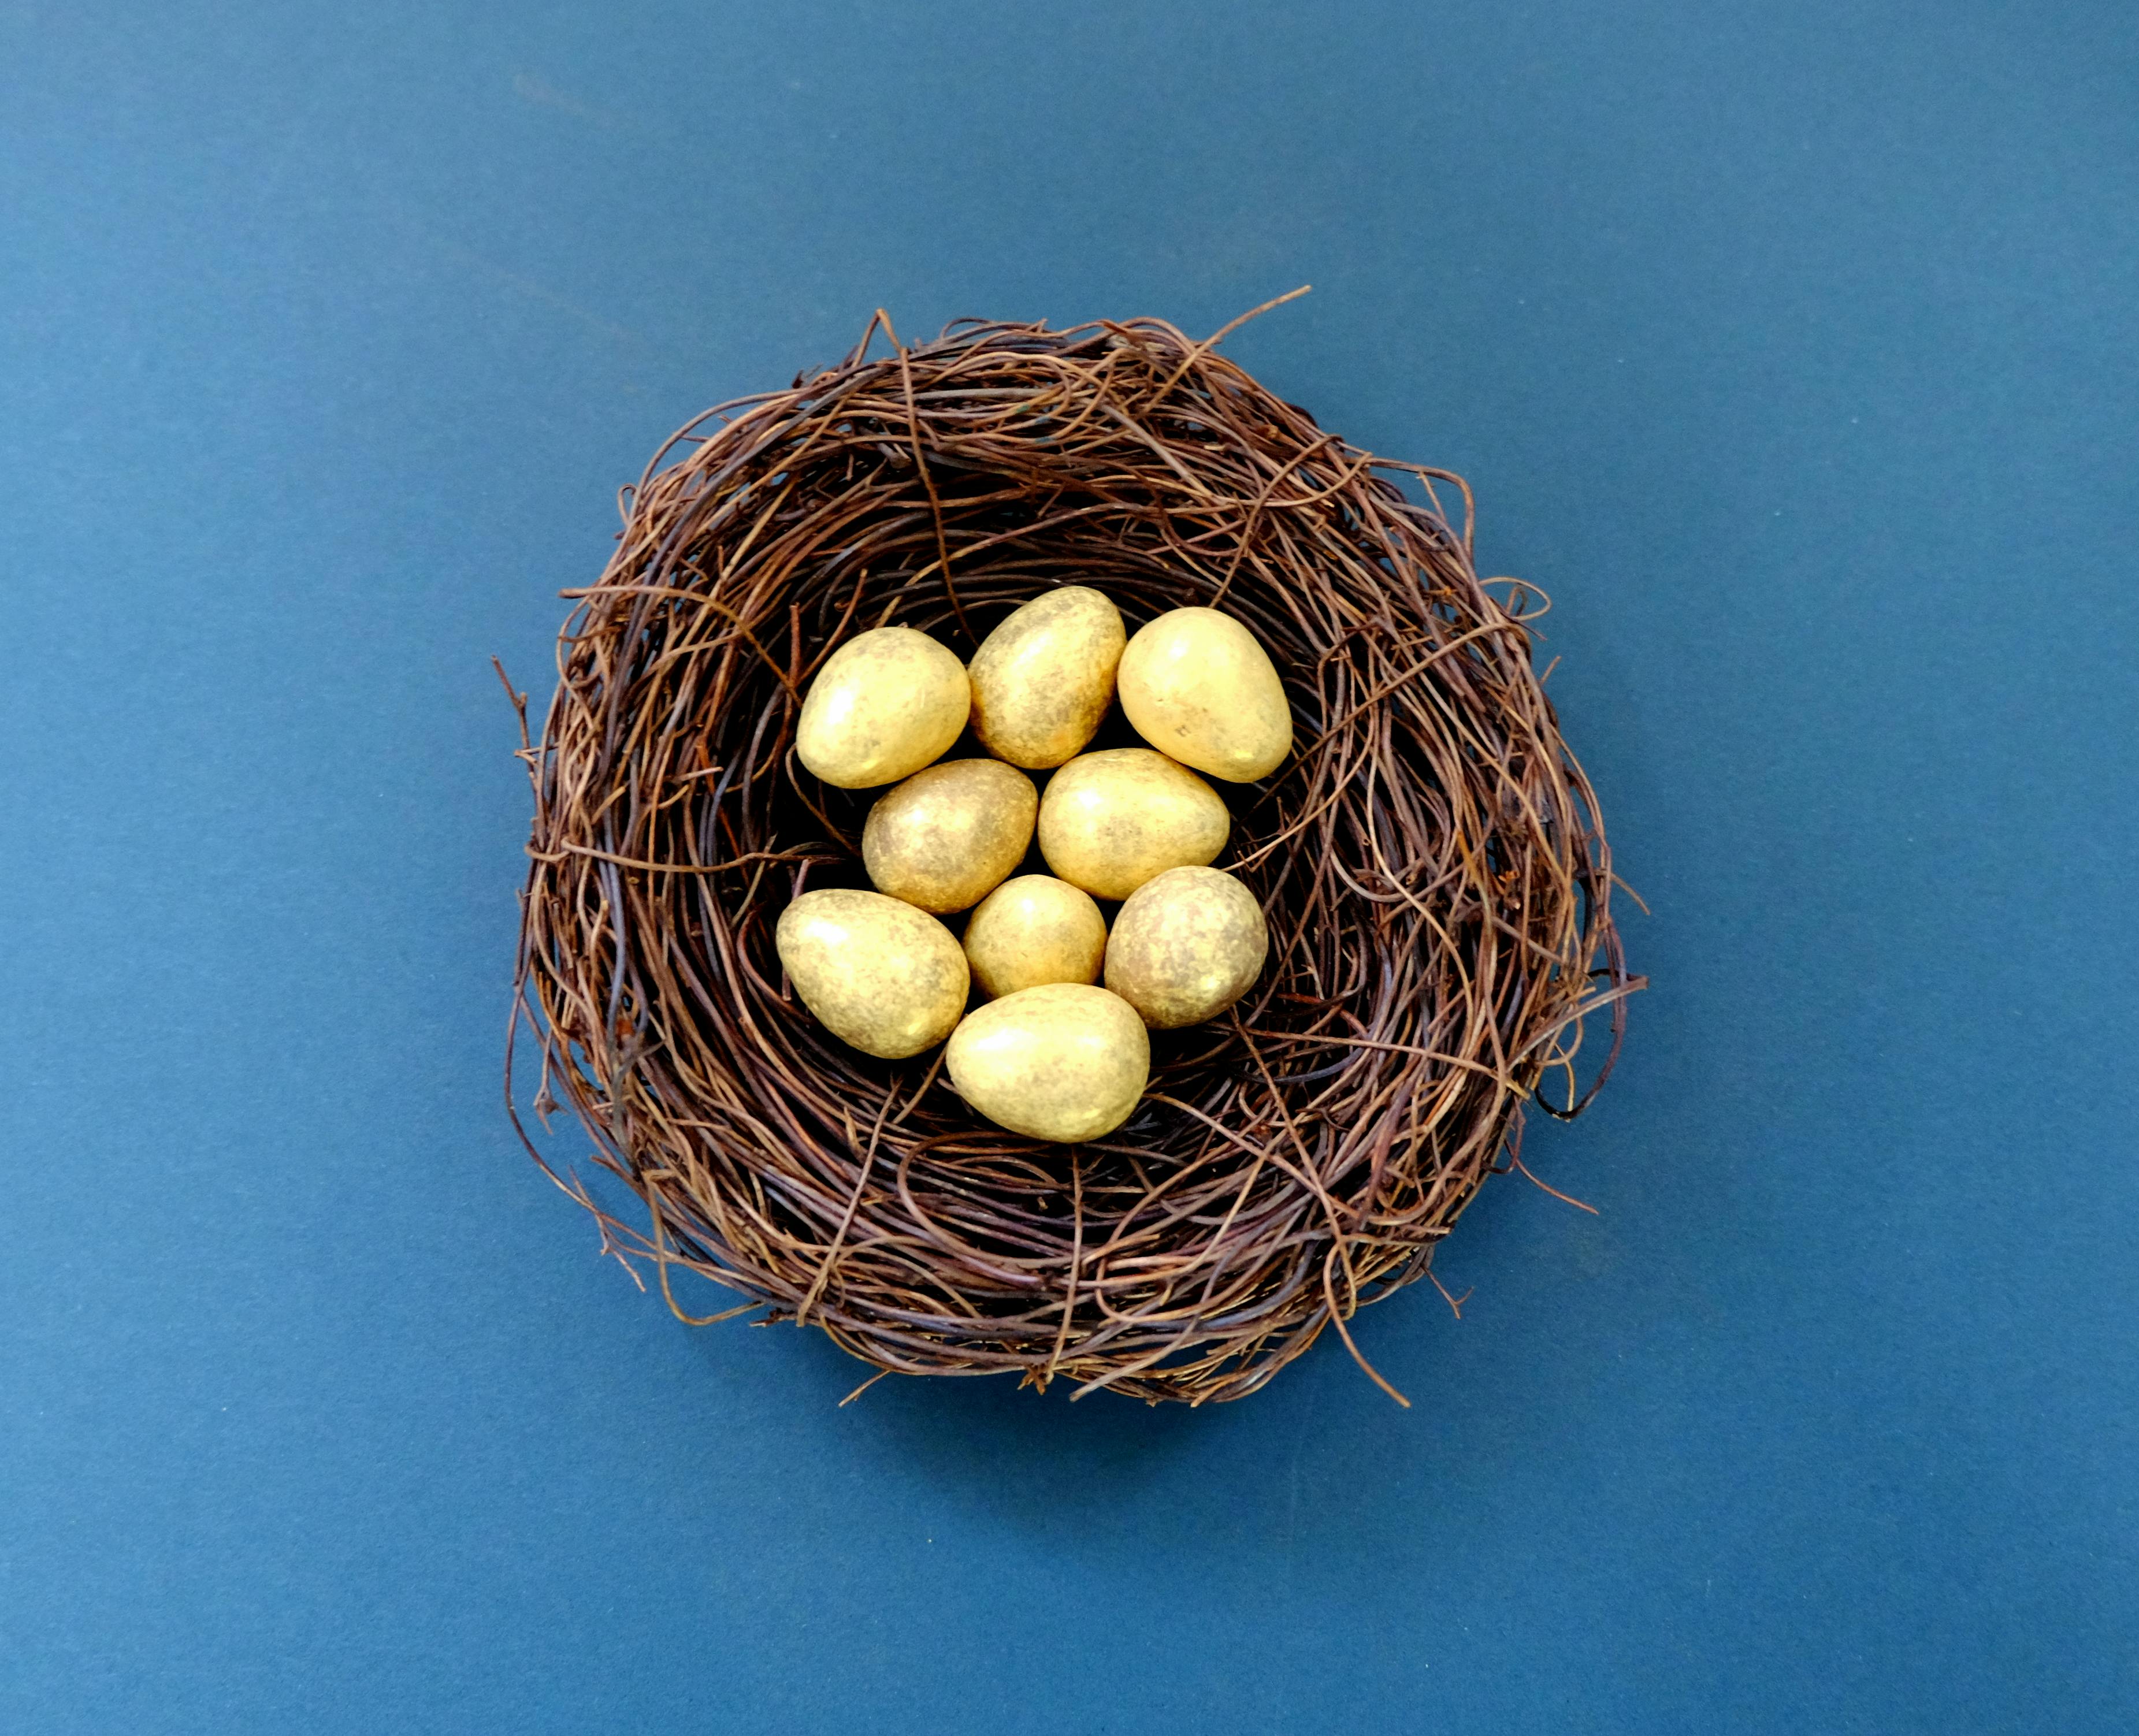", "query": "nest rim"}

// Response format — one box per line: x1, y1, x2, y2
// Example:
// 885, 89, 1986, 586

508, 302, 1636, 1406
